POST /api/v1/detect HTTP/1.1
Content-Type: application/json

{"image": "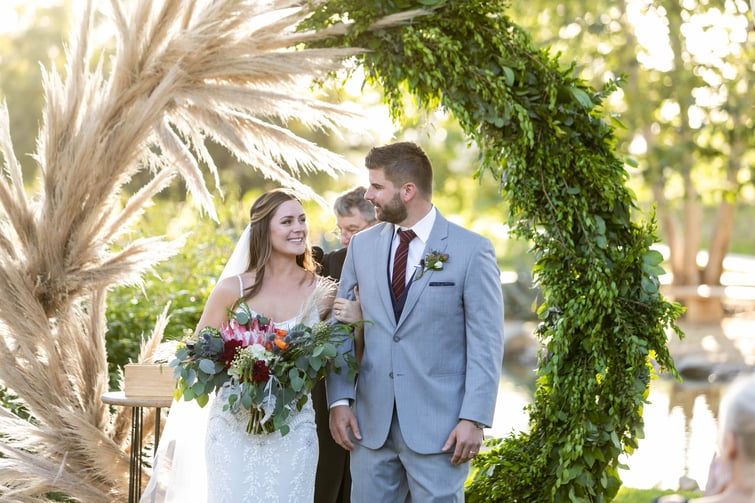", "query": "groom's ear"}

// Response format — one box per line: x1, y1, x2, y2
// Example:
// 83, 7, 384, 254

401, 182, 417, 202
